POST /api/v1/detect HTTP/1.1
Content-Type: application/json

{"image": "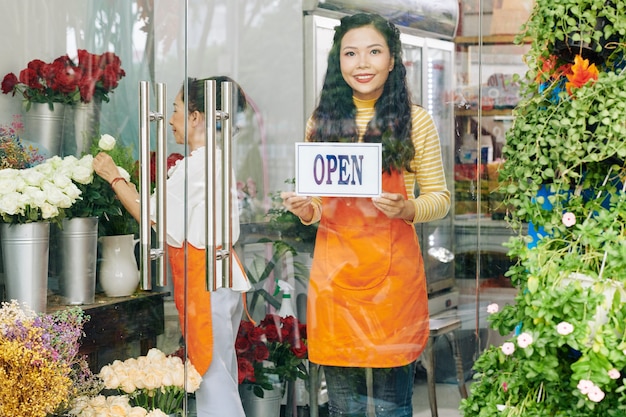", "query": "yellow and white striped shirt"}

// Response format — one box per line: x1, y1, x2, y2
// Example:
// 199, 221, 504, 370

305, 97, 450, 224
